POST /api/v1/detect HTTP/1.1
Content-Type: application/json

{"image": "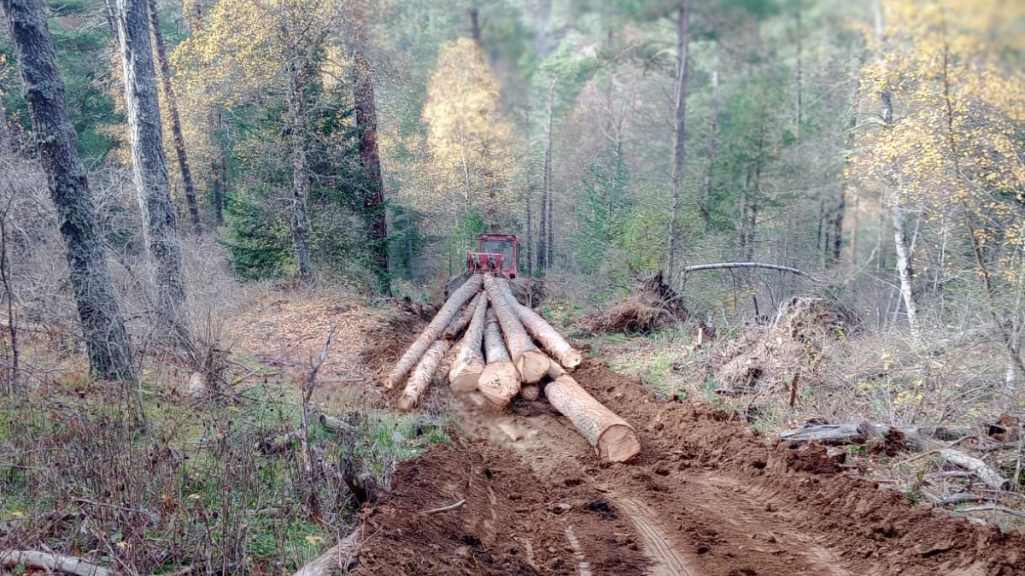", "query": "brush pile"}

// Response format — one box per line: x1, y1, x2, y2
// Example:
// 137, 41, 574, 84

385, 273, 640, 463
